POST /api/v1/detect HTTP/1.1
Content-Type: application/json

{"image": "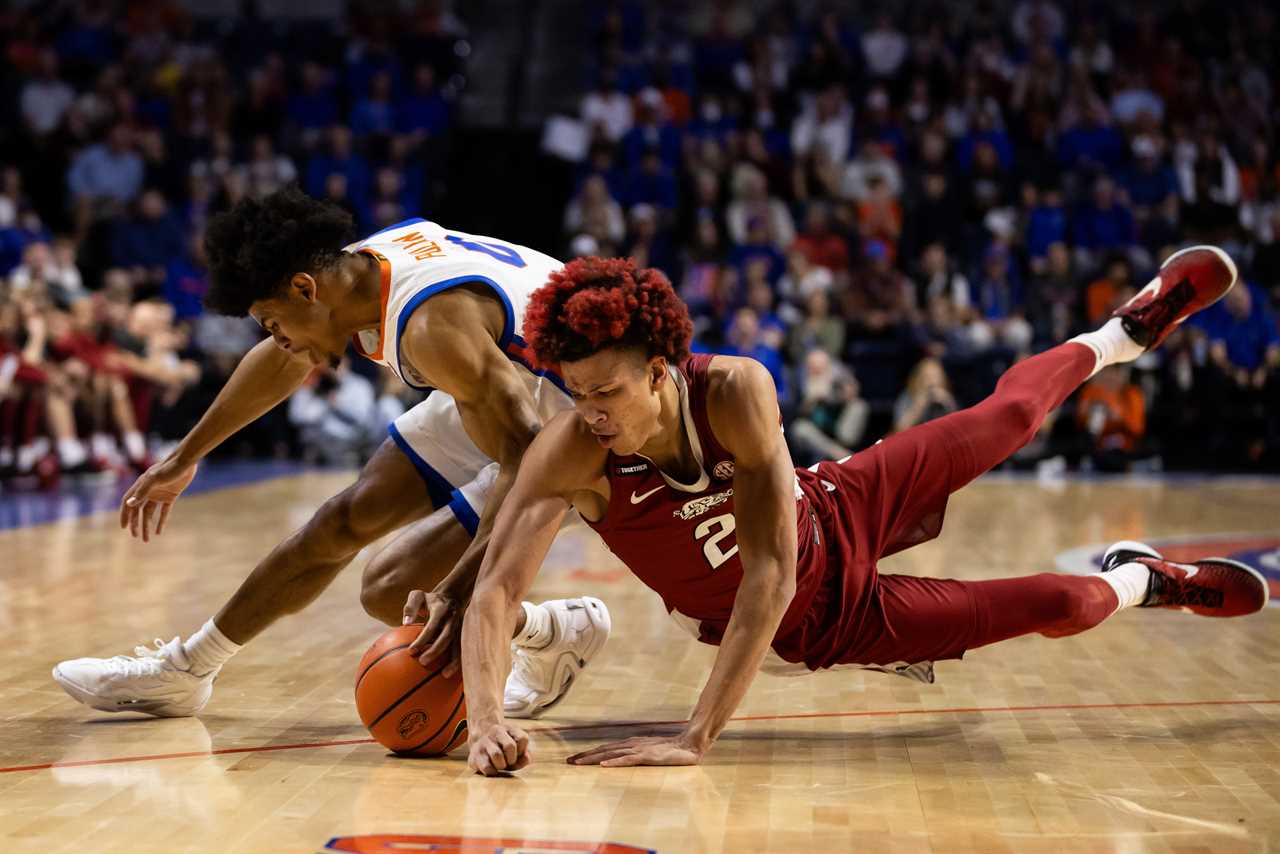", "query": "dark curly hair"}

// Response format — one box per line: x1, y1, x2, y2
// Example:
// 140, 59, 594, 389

525, 257, 693, 368
203, 186, 355, 317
